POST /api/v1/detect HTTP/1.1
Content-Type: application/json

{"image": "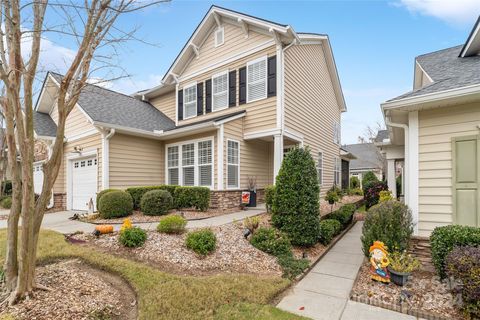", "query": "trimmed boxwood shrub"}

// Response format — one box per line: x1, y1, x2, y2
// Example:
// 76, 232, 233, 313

277, 254, 310, 279
430, 225, 480, 278
361, 200, 413, 257
250, 227, 292, 257
272, 147, 320, 247
119, 227, 147, 247
329, 204, 356, 226
361, 171, 378, 190
319, 219, 341, 245
1, 196, 12, 209
174, 186, 210, 211
350, 176, 360, 189
98, 191, 133, 219
364, 181, 388, 209
446, 246, 480, 319
141, 190, 173, 216
126, 185, 178, 209
265, 185, 275, 213
185, 229, 216, 255
1, 180, 12, 195
157, 215, 187, 234
96, 188, 120, 211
